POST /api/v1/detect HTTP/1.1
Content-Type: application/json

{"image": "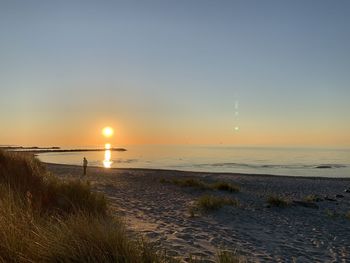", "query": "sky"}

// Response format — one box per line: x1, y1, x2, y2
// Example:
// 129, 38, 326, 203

0, 0, 349, 147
